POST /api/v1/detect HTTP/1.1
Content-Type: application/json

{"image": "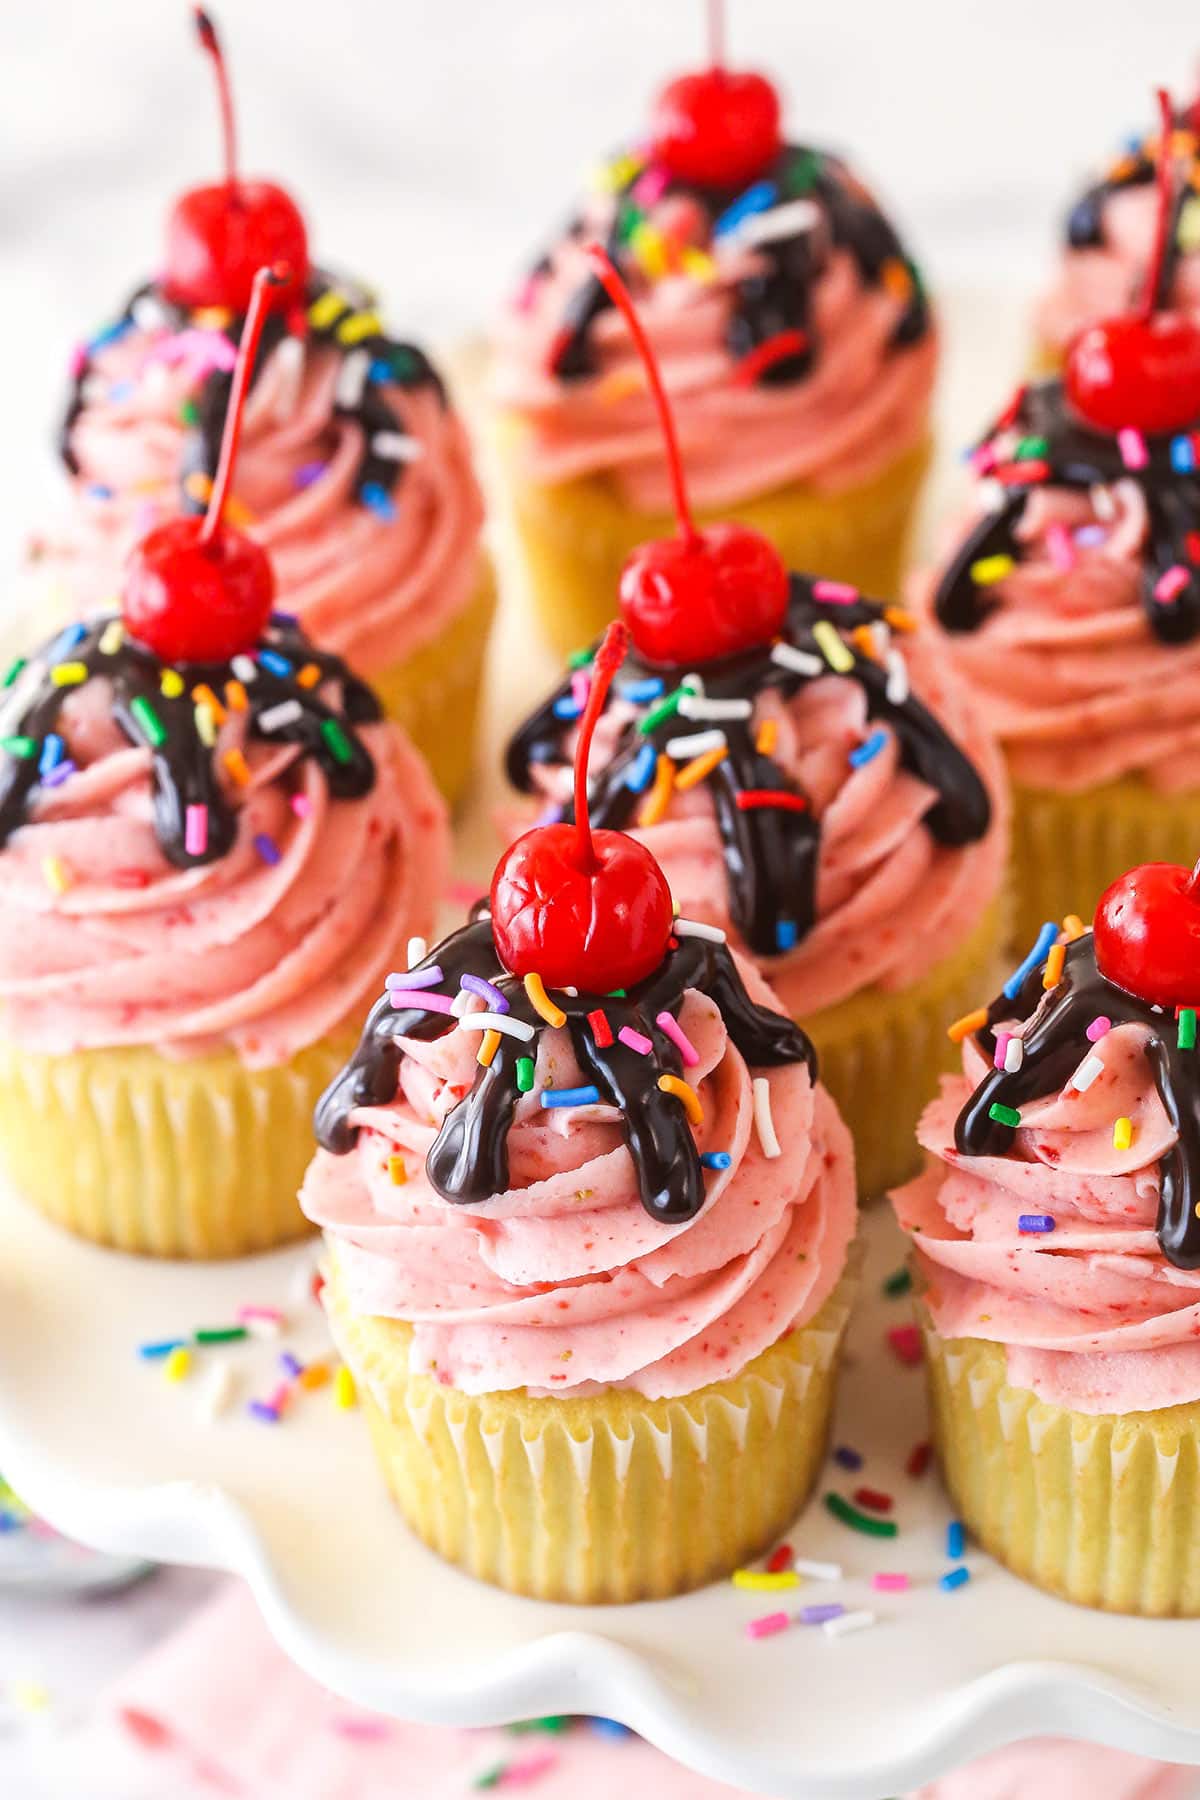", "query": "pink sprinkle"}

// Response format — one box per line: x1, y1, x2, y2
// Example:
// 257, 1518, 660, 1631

812, 579, 859, 605
632, 165, 670, 207
1086, 1015, 1112, 1042
1118, 427, 1148, 470
499, 1752, 559, 1787
993, 1030, 1012, 1072
329, 1716, 392, 1742
237, 1305, 284, 1323
873, 1572, 911, 1592
387, 988, 455, 1014
1155, 564, 1190, 604
618, 1025, 653, 1055
291, 793, 313, 819
656, 1009, 700, 1066
184, 804, 208, 858
969, 444, 997, 476
571, 669, 591, 710
69, 342, 88, 380
745, 1610, 792, 1641
267, 1382, 291, 1414
887, 1324, 923, 1367
512, 273, 541, 315
1045, 523, 1077, 572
